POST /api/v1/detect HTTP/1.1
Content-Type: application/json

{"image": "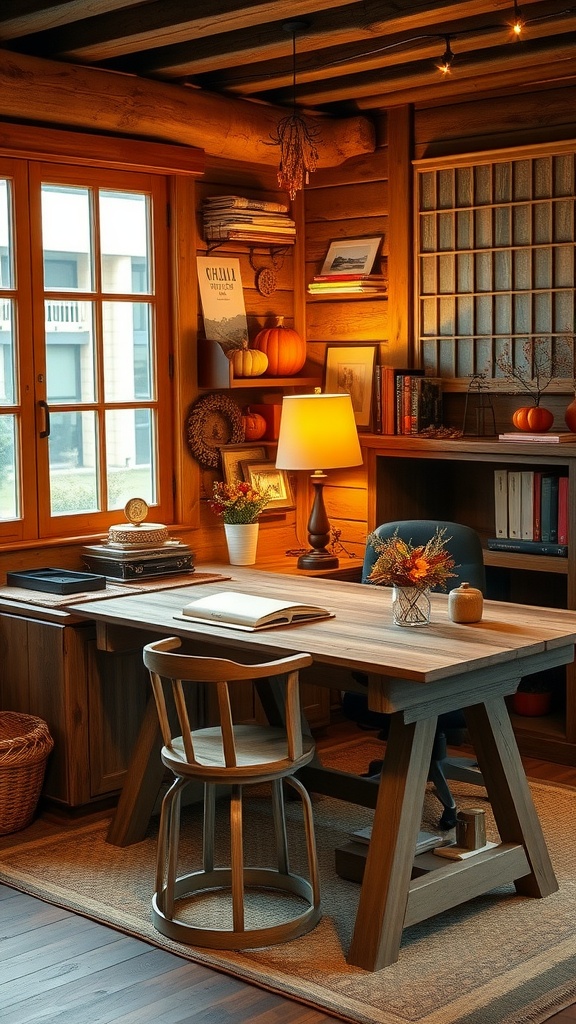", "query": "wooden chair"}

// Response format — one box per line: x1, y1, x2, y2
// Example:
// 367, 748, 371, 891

143, 637, 321, 949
